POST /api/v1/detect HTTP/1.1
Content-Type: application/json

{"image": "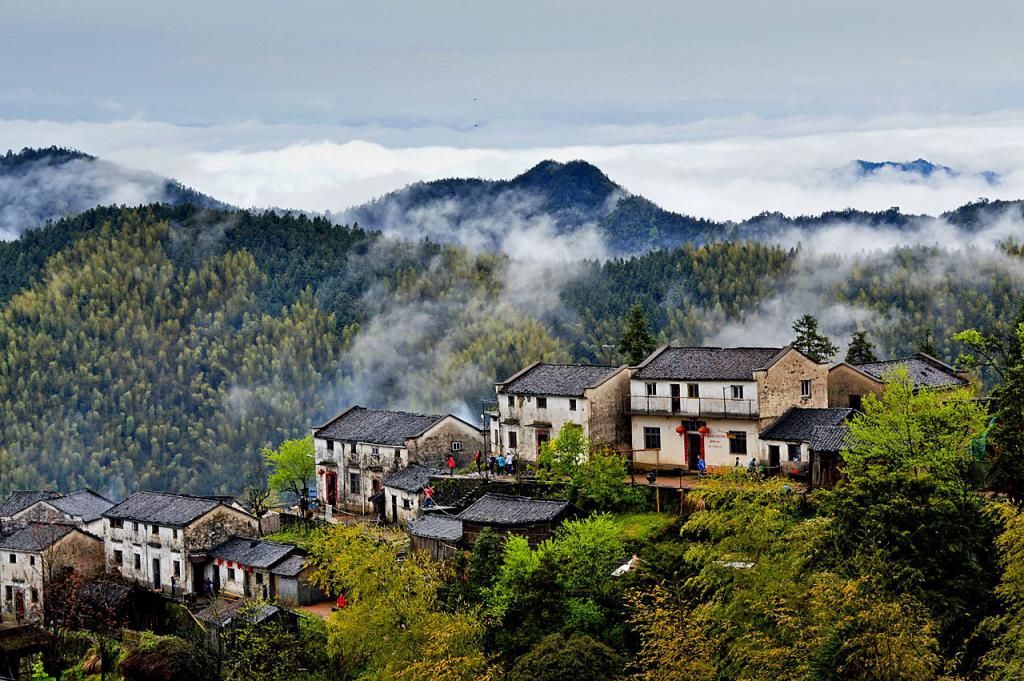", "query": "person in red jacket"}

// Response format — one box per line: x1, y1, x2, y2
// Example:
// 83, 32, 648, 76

473, 450, 482, 474
447, 454, 456, 475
